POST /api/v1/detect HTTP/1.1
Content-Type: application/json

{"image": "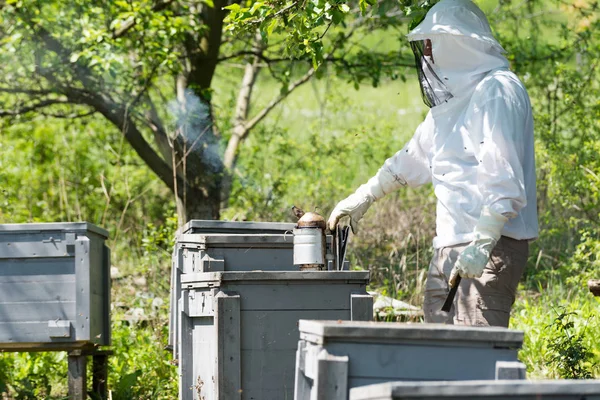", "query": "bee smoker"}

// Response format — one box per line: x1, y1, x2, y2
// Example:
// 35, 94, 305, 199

293, 211, 327, 271
292, 207, 350, 271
